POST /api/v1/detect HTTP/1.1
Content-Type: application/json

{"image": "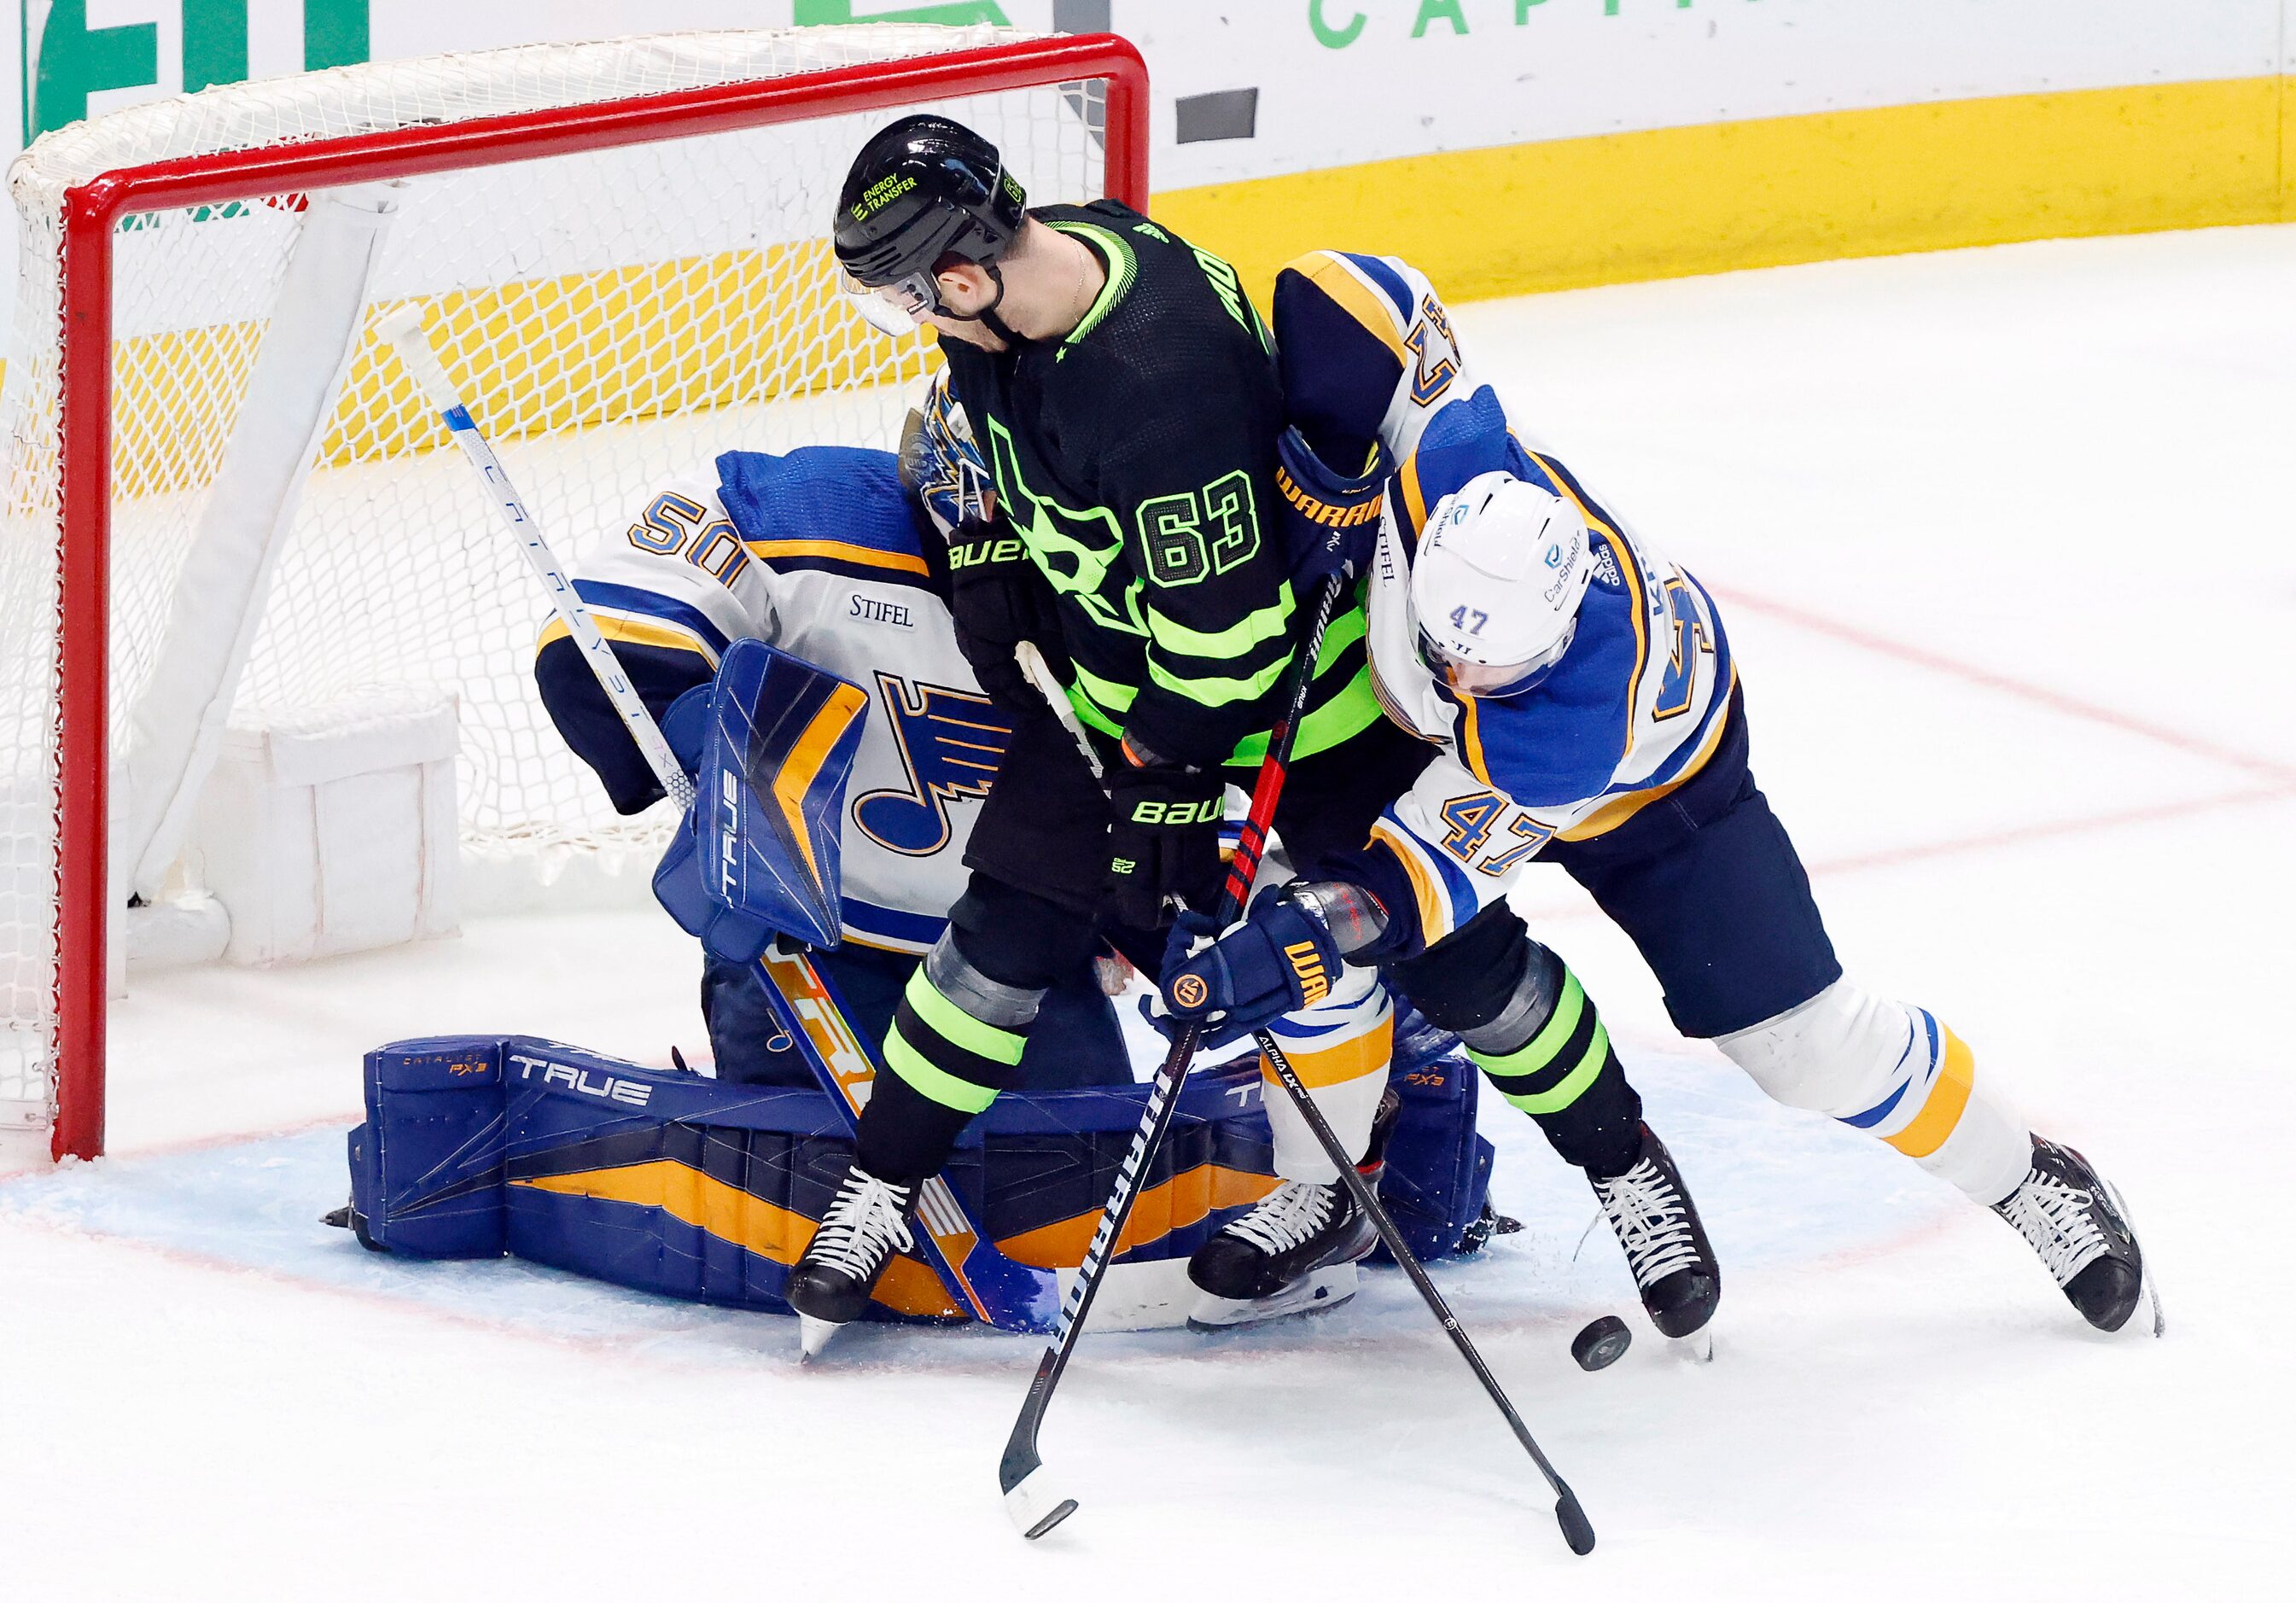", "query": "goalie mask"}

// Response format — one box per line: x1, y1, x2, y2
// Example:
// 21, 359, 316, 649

899, 372, 995, 533
834, 114, 1026, 338
1413, 471, 1593, 699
